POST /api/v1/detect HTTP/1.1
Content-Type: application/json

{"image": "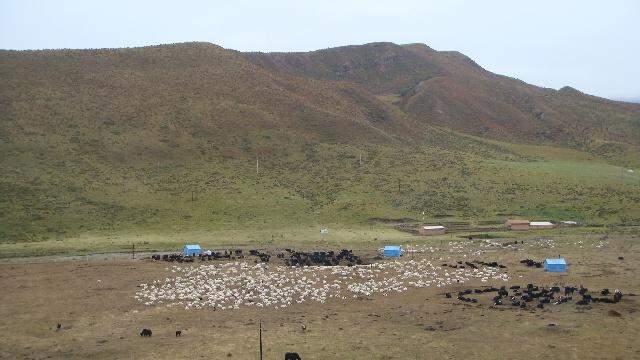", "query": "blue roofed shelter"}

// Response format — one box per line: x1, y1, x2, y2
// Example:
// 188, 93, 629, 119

183, 244, 202, 257
383, 245, 402, 258
544, 258, 567, 272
